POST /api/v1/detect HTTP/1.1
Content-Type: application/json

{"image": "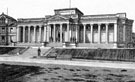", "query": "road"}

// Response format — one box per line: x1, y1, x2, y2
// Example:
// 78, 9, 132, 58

0, 54, 135, 69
